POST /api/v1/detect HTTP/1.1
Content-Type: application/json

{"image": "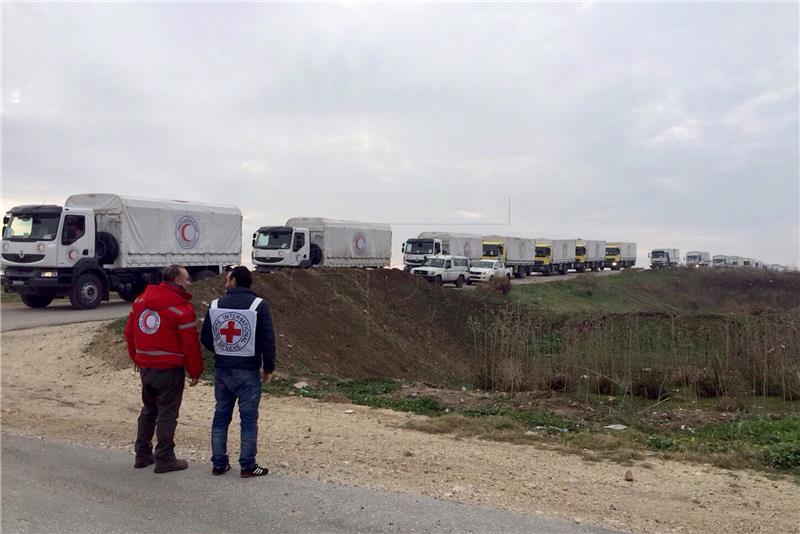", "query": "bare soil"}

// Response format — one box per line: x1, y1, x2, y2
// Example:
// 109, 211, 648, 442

187, 268, 502, 383
2, 321, 799, 534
